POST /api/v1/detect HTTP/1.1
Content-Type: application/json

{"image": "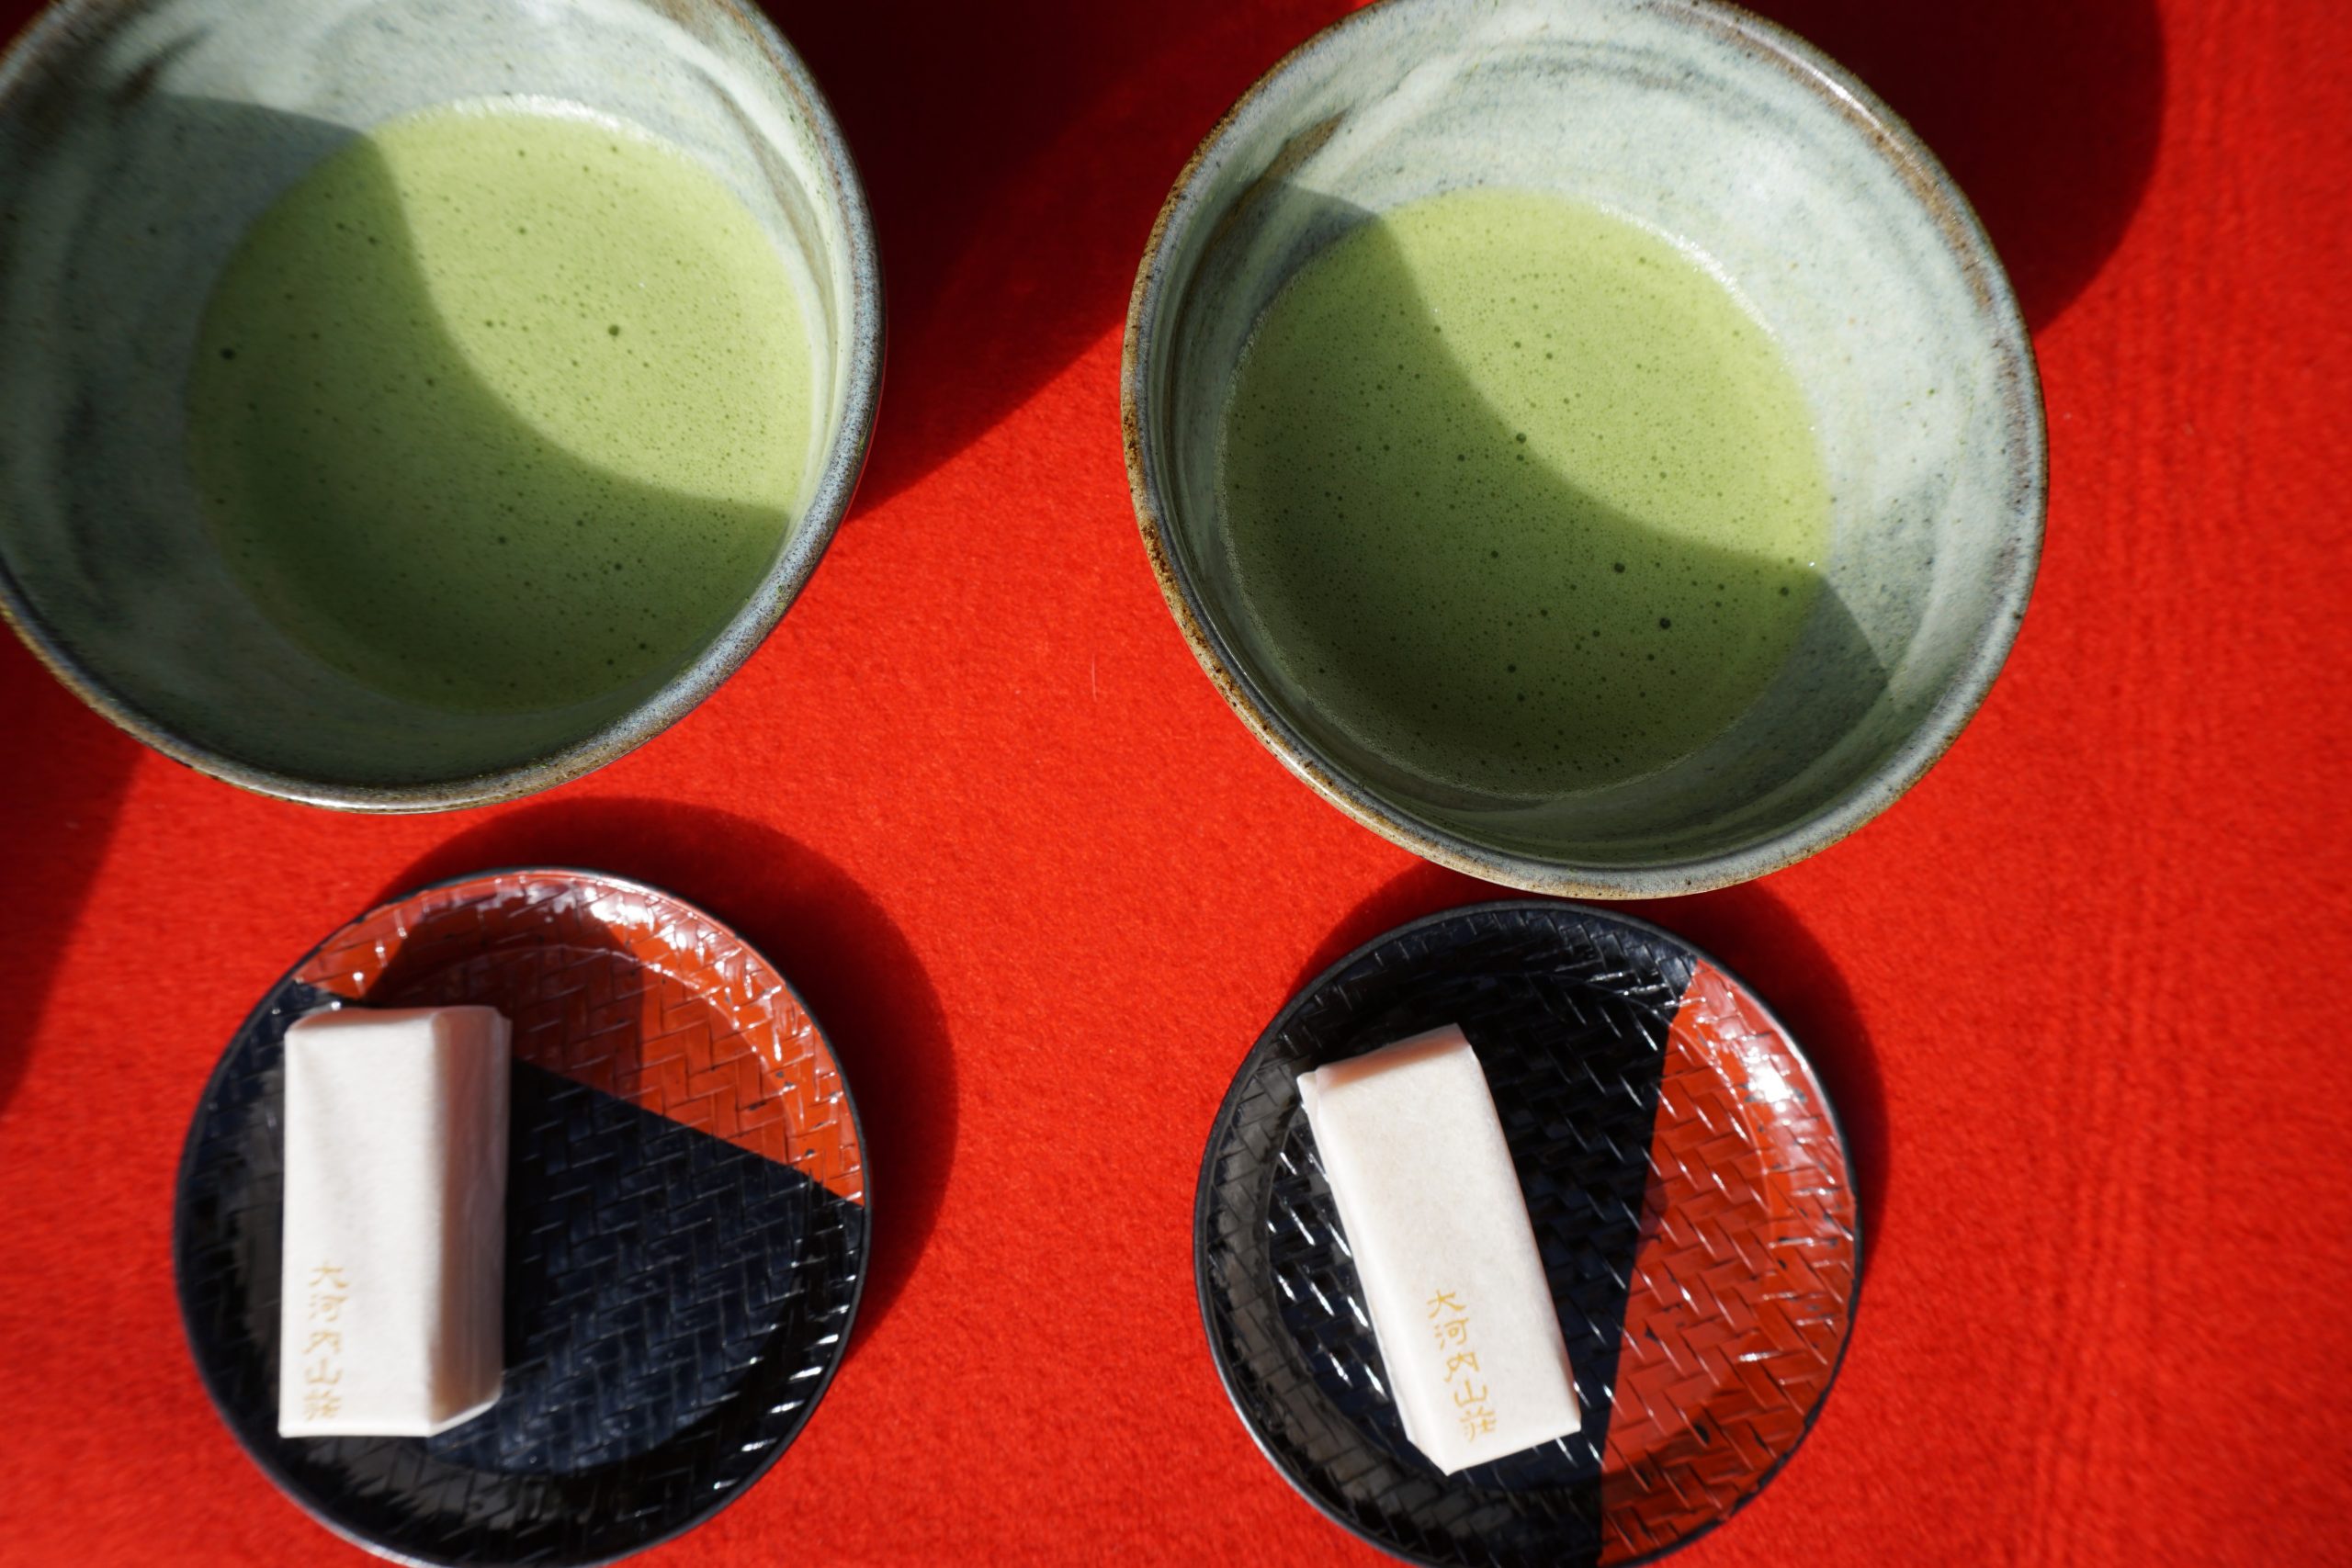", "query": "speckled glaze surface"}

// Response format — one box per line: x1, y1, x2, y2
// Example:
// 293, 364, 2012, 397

0, 0, 882, 810
1123, 0, 2045, 897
